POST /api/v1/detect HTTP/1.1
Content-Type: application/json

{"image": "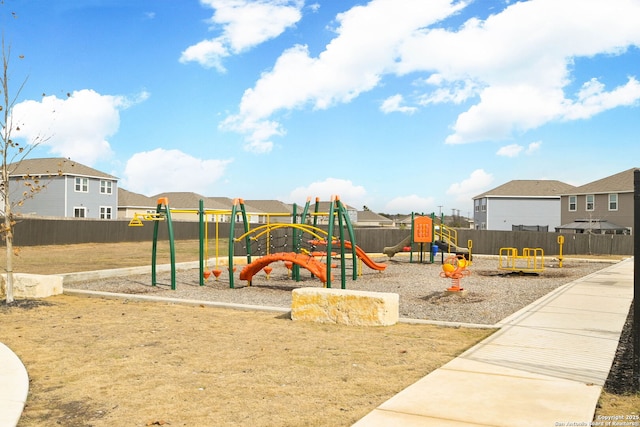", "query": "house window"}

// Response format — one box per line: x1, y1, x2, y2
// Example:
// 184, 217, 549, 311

75, 177, 88, 192
586, 194, 595, 211
480, 198, 486, 212
609, 194, 618, 211
100, 180, 113, 194
74, 207, 87, 218
568, 195, 577, 211
100, 206, 112, 219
